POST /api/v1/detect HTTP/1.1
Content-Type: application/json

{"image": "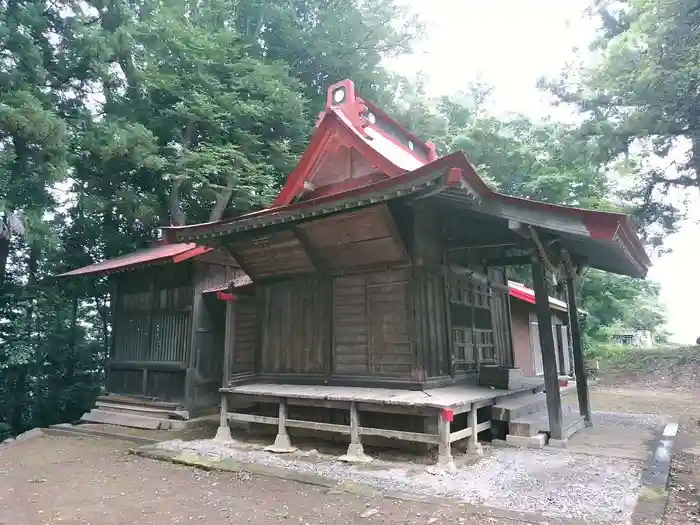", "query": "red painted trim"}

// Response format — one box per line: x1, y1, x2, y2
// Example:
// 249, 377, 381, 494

364, 99, 438, 162
216, 291, 235, 302
509, 286, 536, 306
445, 167, 463, 186
271, 111, 404, 207
301, 172, 390, 200
441, 408, 454, 422
170, 246, 212, 264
